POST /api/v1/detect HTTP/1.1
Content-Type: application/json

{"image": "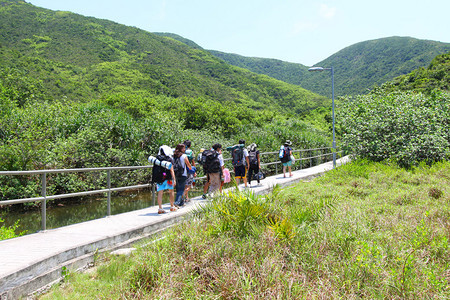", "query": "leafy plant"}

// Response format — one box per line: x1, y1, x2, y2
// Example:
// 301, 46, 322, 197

0, 218, 26, 240
339, 90, 450, 167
